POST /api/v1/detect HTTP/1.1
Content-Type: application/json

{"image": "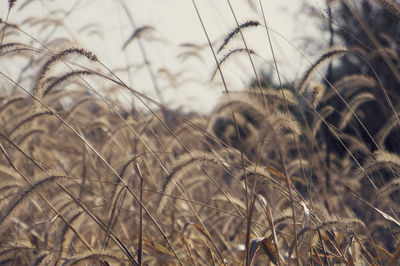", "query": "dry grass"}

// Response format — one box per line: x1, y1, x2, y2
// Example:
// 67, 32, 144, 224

0, 0, 399, 265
